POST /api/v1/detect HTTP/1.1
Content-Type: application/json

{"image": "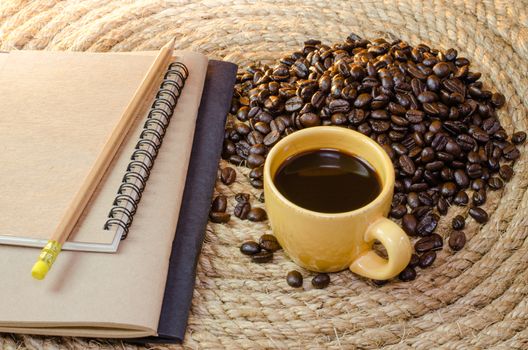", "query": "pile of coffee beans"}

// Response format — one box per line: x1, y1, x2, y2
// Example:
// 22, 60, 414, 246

214, 34, 526, 285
